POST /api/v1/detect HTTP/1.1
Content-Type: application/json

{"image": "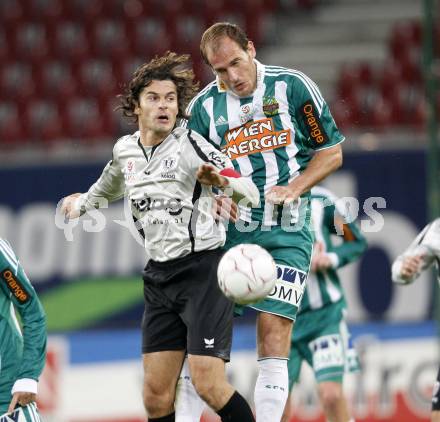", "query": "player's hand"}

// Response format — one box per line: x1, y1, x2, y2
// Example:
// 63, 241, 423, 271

400, 255, 424, 280
212, 195, 239, 222
265, 185, 298, 205
197, 164, 228, 189
311, 242, 332, 272
7, 392, 36, 413
60, 193, 83, 219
